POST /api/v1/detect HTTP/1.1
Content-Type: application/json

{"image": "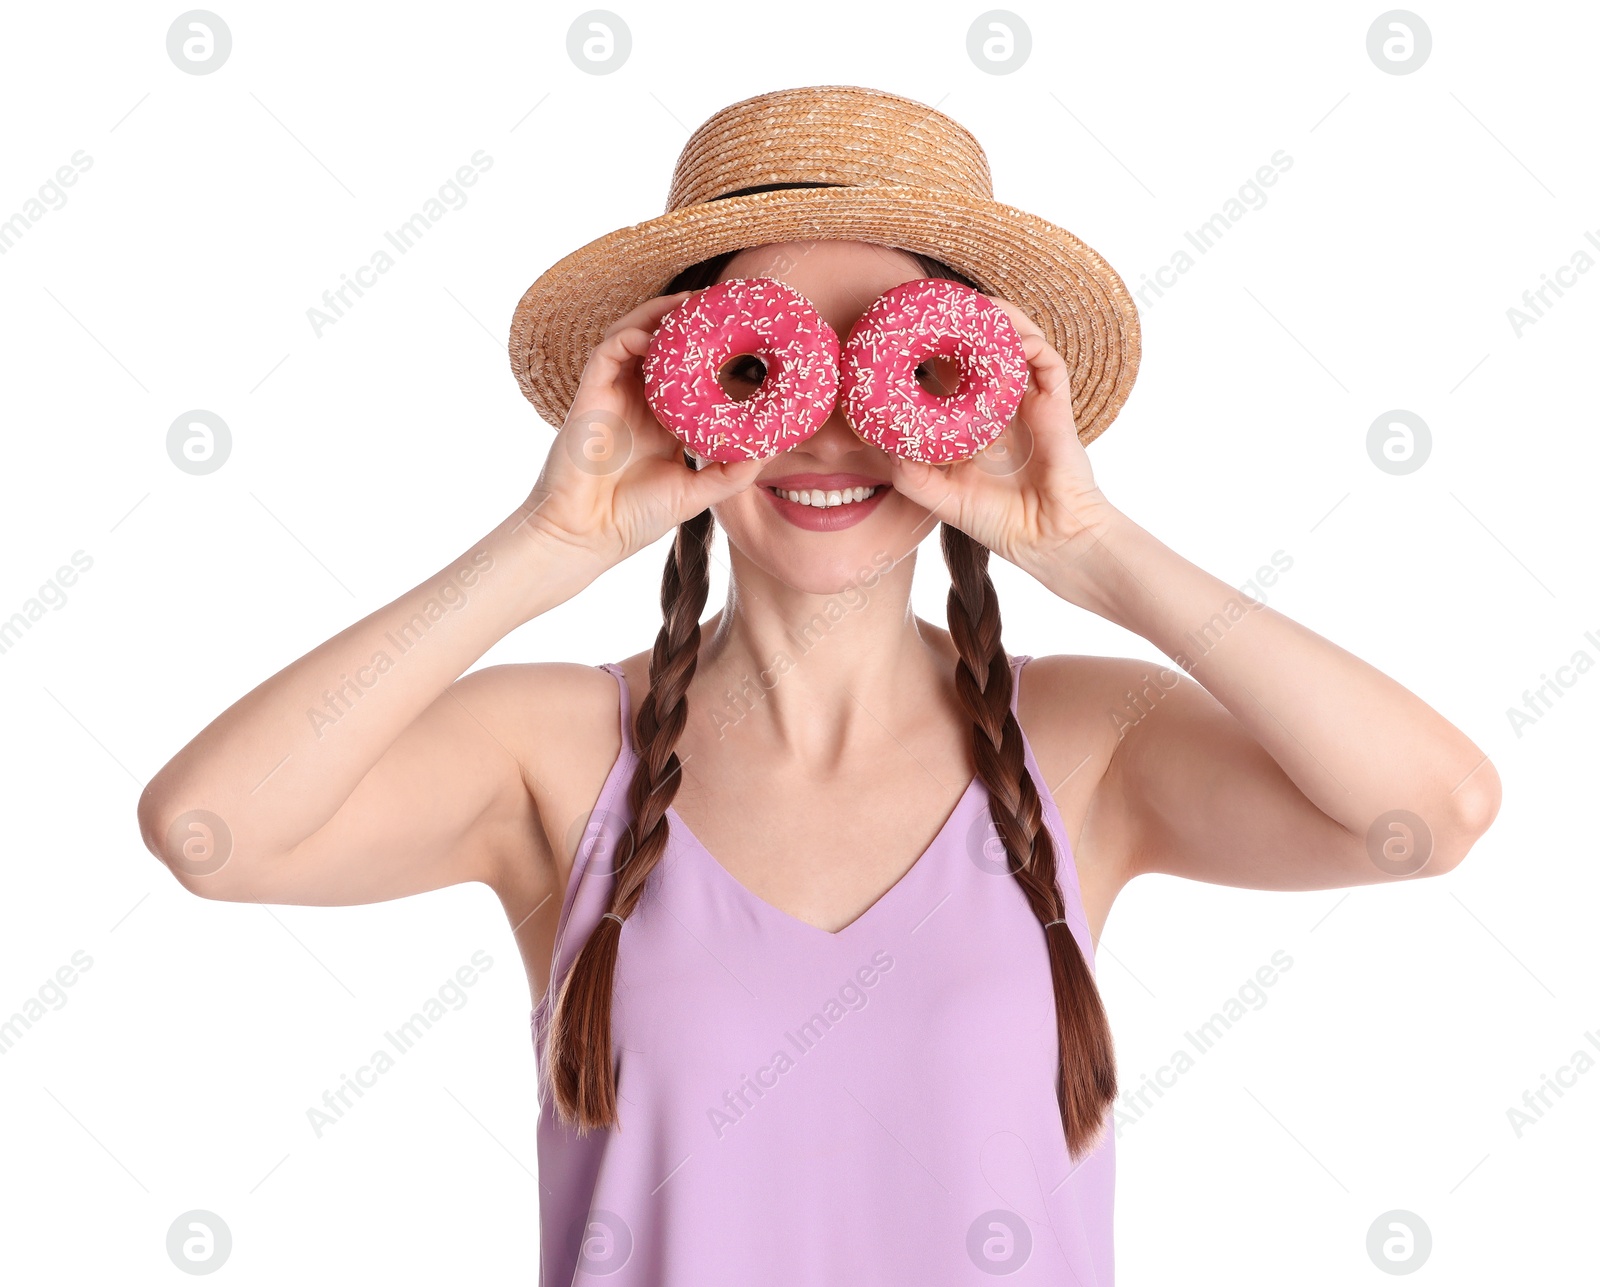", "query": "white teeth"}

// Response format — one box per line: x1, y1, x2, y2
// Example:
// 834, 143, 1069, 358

774, 485, 877, 508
